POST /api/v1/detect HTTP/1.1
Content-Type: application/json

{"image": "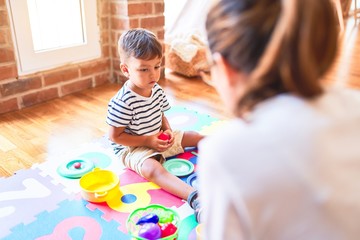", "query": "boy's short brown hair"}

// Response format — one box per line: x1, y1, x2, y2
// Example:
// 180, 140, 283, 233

118, 28, 163, 63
